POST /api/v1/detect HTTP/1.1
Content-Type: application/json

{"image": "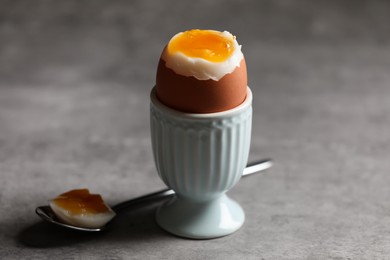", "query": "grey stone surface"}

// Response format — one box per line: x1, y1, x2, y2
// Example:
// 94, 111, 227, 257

1, 0, 390, 259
